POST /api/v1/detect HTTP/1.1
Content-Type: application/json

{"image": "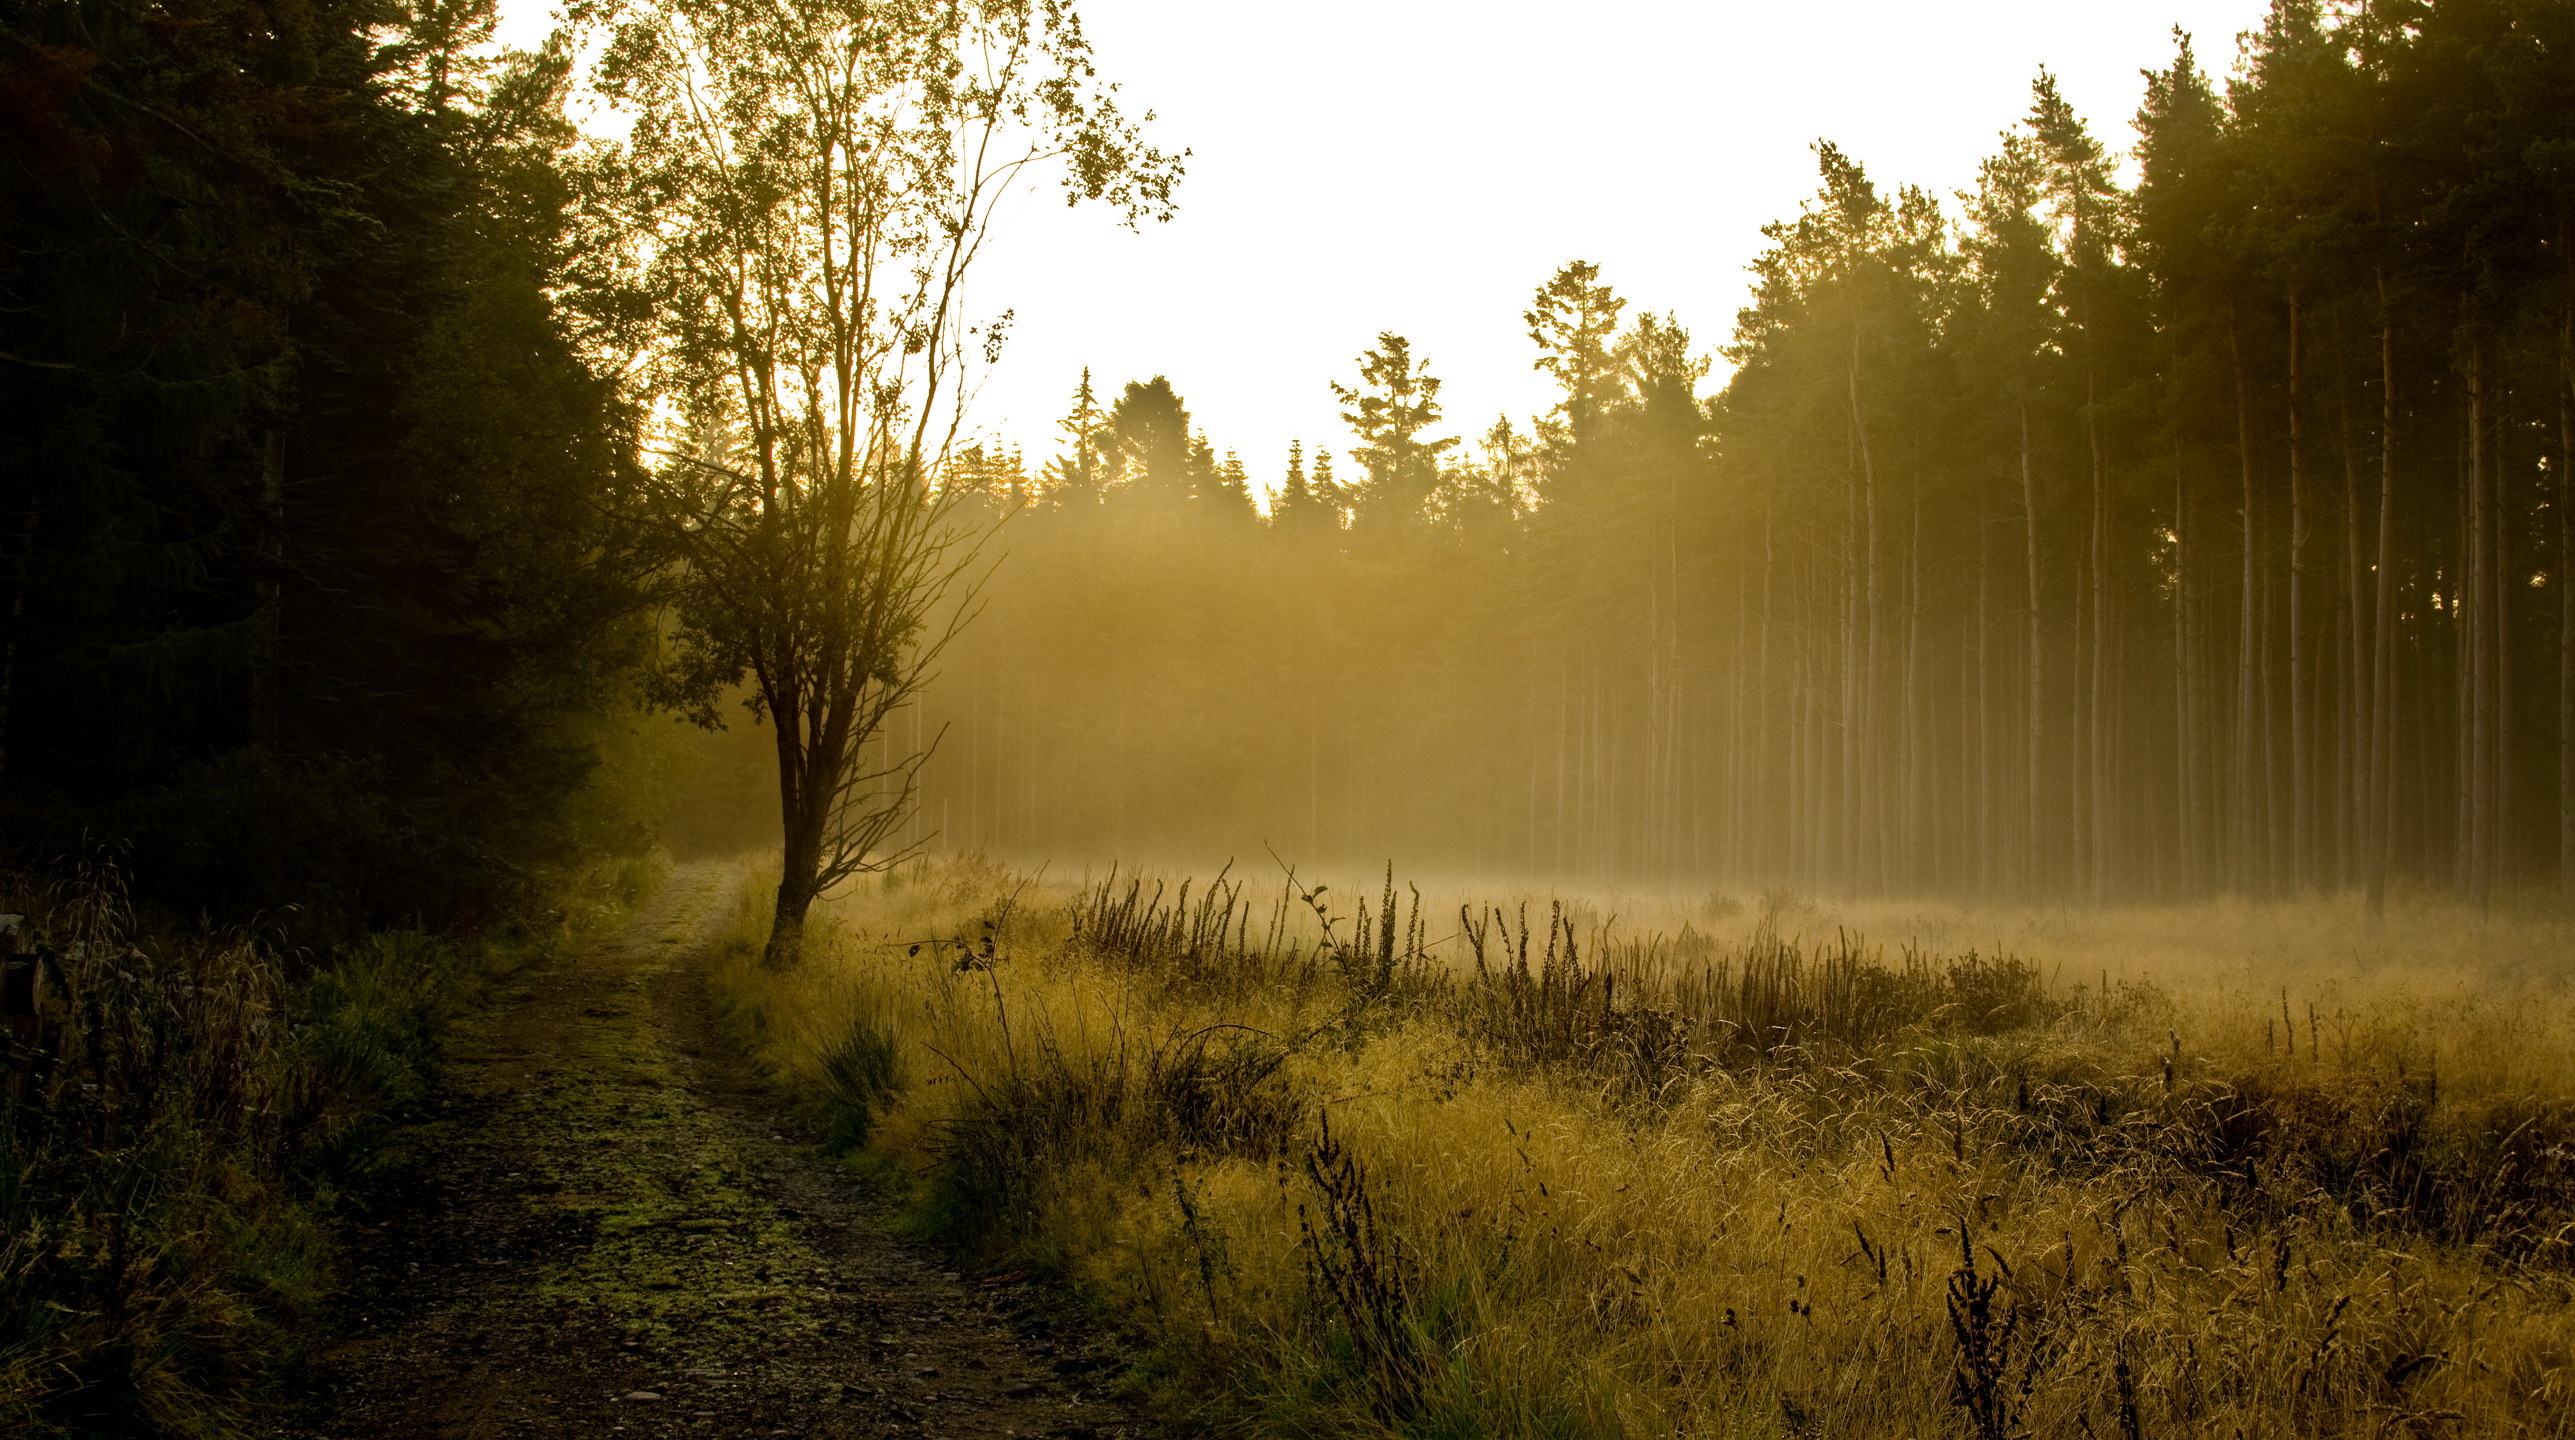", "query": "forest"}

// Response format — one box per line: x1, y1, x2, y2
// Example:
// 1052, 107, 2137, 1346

891, 3, 2575, 909
8, 0, 2575, 1436
2, 0, 655, 941
12, 0, 2575, 922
